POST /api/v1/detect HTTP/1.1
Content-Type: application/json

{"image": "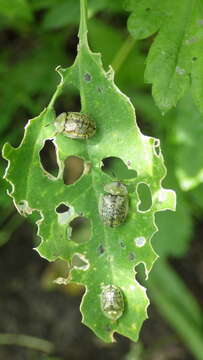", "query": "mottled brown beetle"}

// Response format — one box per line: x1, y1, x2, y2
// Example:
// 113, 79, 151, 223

55, 112, 96, 139
101, 285, 124, 320
99, 182, 129, 227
